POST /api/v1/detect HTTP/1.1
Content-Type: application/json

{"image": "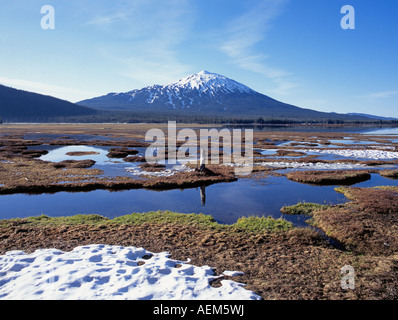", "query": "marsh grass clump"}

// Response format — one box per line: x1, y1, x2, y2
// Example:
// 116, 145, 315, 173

53, 159, 96, 169
124, 155, 146, 163
310, 186, 398, 255
139, 163, 166, 172
4, 211, 294, 234
107, 148, 139, 158
0, 158, 103, 192
113, 211, 221, 229
65, 151, 100, 156
23, 214, 110, 226
232, 216, 294, 233
335, 186, 398, 215
379, 170, 398, 179
276, 149, 306, 157
275, 150, 306, 157
280, 202, 330, 216
287, 170, 371, 185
